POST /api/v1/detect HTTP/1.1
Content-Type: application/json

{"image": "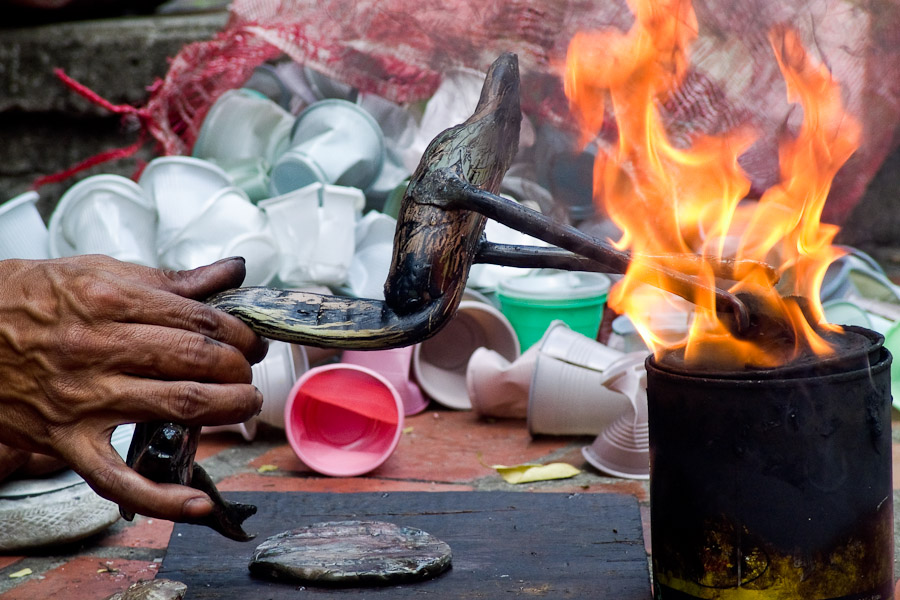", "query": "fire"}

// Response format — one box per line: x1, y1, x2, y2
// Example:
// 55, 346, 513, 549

564, 0, 861, 369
